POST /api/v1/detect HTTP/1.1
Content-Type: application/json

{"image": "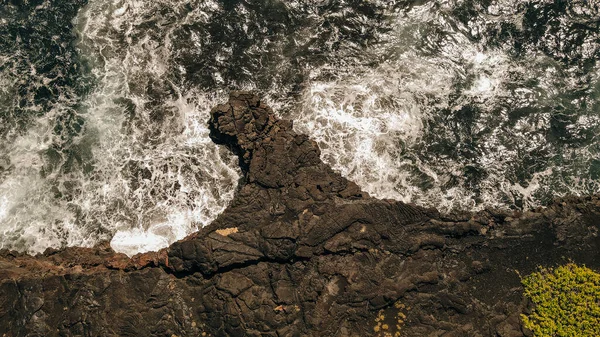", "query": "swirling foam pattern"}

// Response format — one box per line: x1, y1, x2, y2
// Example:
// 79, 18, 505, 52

1, 0, 599, 255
